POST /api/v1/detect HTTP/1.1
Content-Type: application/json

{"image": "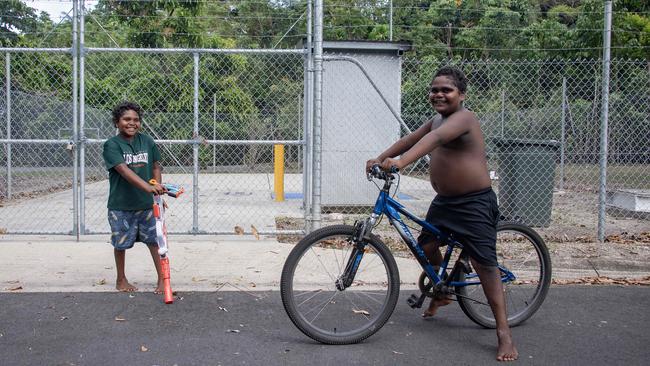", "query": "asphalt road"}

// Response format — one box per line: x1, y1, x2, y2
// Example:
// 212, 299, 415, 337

1, 286, 649, 366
